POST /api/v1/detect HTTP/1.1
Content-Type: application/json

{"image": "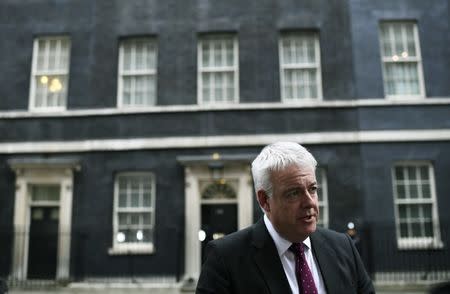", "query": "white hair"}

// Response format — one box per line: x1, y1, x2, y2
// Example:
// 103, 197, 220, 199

251, 142, 317, 197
